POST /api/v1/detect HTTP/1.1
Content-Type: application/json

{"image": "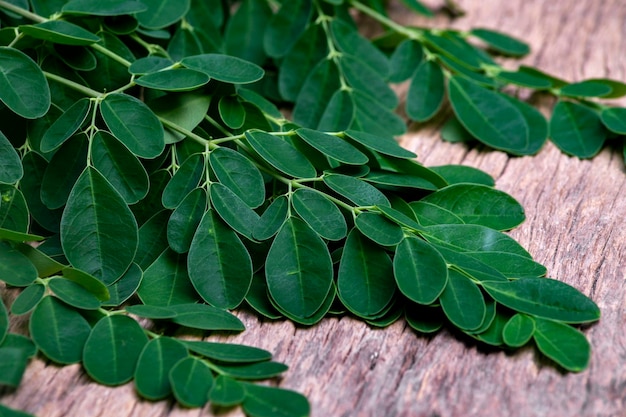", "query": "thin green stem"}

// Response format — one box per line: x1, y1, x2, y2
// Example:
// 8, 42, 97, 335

349, 0, 422, 40
91, 43, 132, 68
0, 0, 46, 23
204, 114, 232, 137
159, 116, 217, 149
43, 71, 101, 97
